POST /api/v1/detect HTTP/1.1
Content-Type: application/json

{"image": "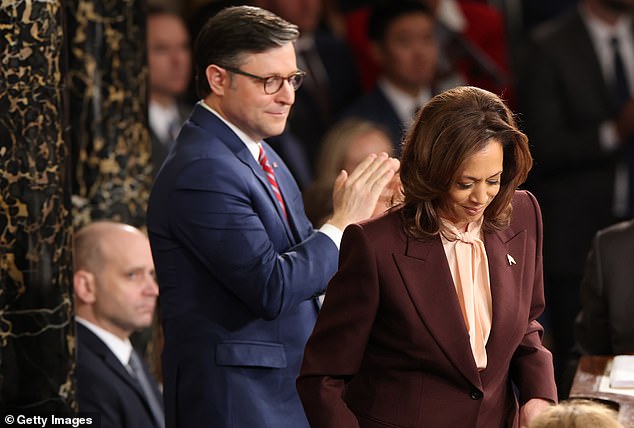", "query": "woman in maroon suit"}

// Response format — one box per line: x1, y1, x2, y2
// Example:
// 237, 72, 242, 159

297, 86, 557, 427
